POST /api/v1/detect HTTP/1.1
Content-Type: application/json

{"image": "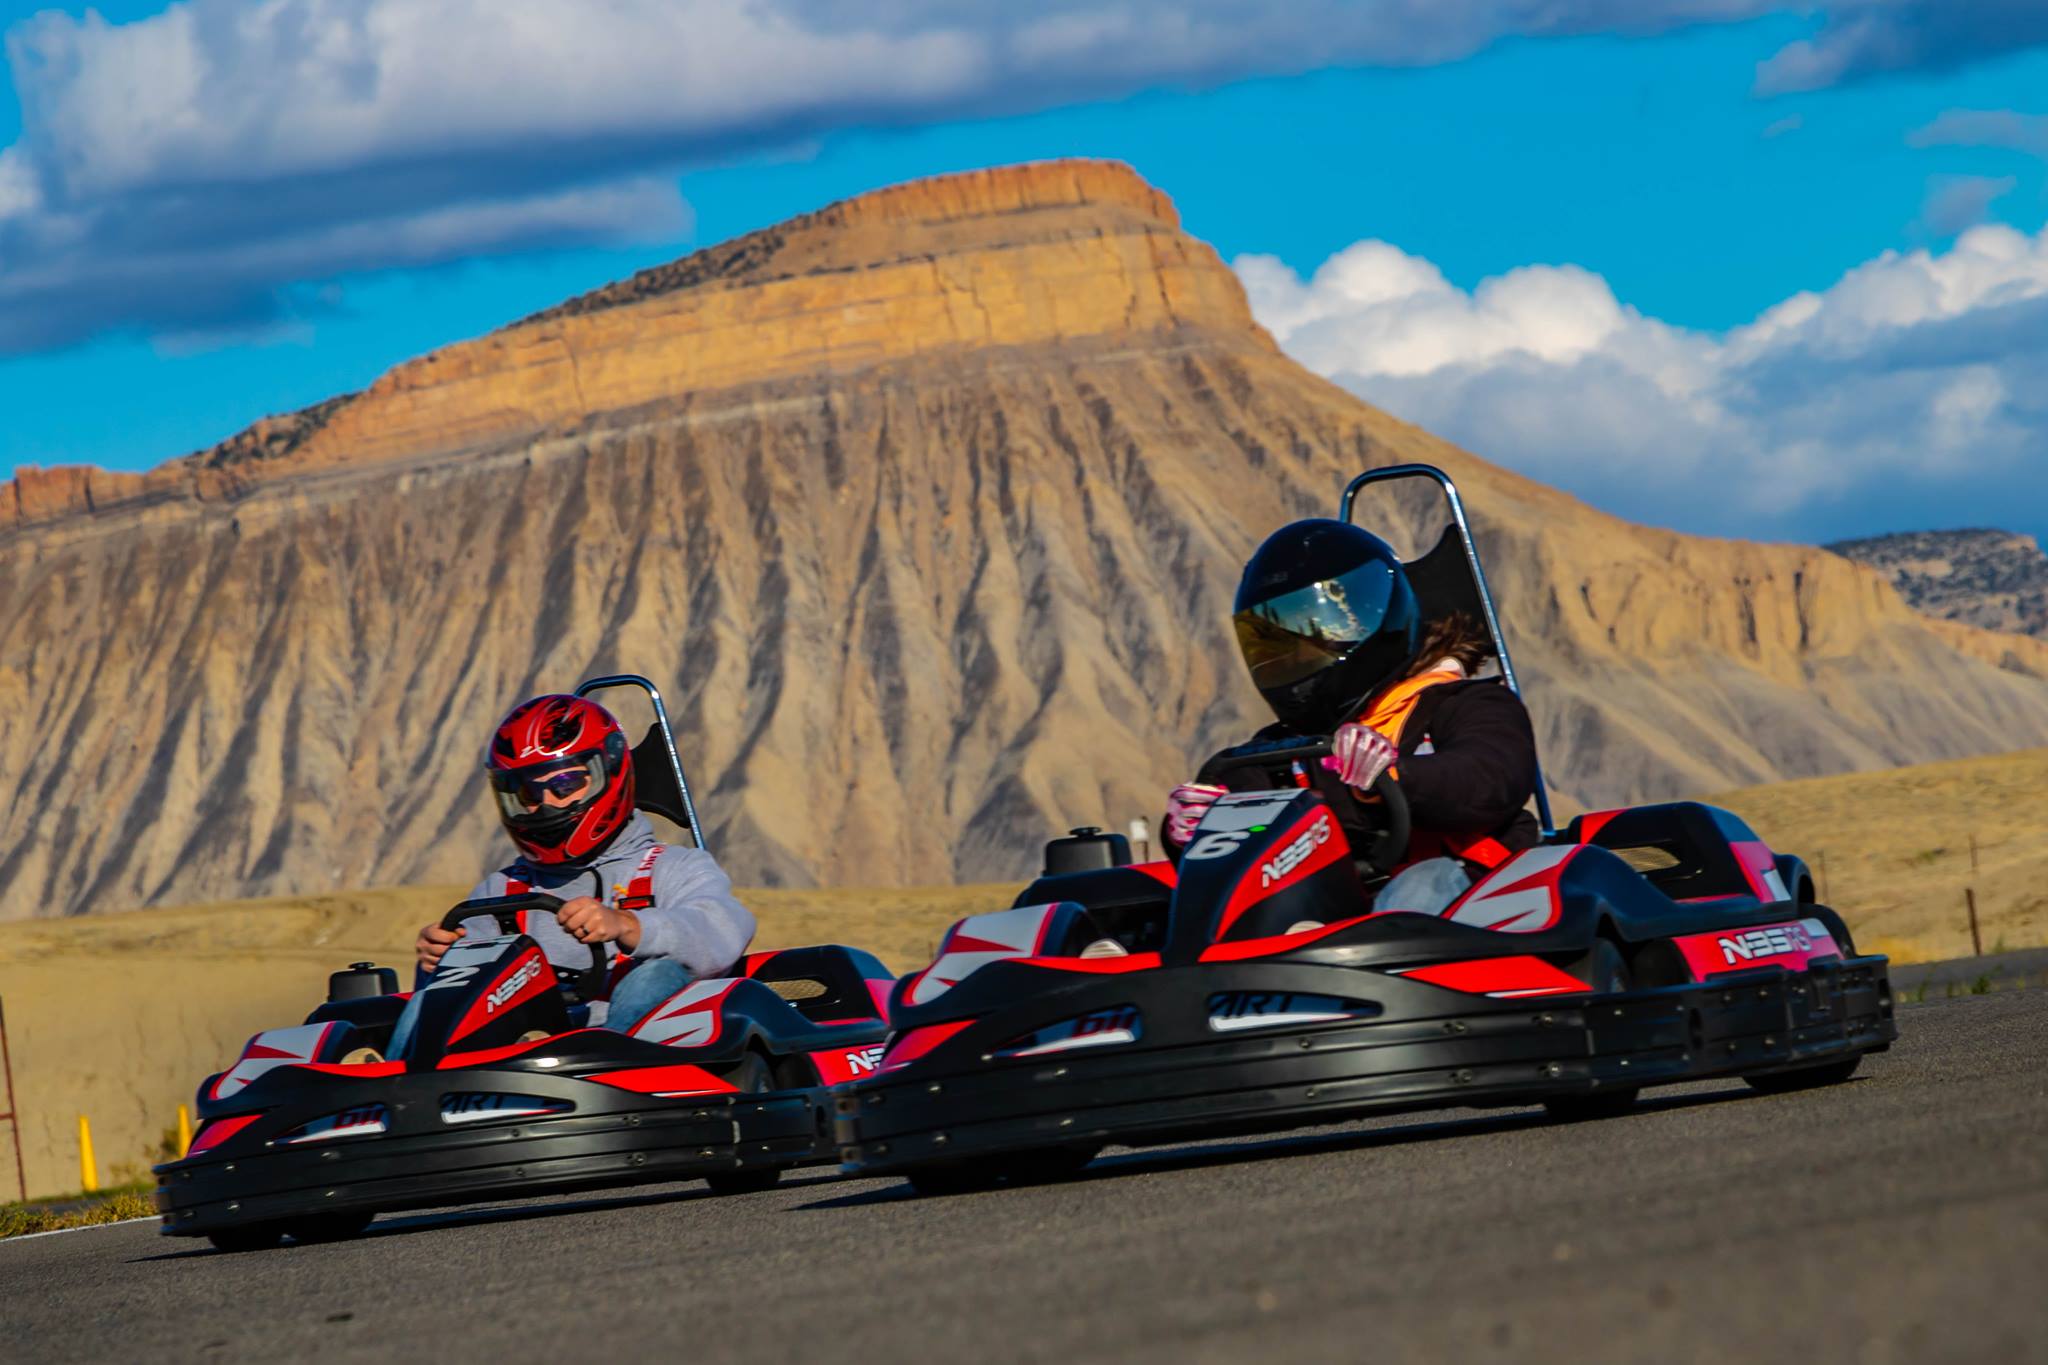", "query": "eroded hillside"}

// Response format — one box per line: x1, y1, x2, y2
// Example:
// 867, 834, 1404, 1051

4, 160, 2046, 917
